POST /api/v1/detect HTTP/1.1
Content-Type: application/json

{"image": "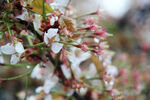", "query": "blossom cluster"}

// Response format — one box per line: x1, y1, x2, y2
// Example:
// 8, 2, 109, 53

0, 0, 119, 100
